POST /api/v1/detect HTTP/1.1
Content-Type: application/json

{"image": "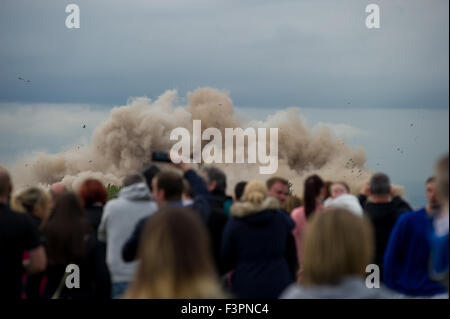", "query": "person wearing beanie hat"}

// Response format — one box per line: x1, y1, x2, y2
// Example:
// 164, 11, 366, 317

221, 181, 298, 298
